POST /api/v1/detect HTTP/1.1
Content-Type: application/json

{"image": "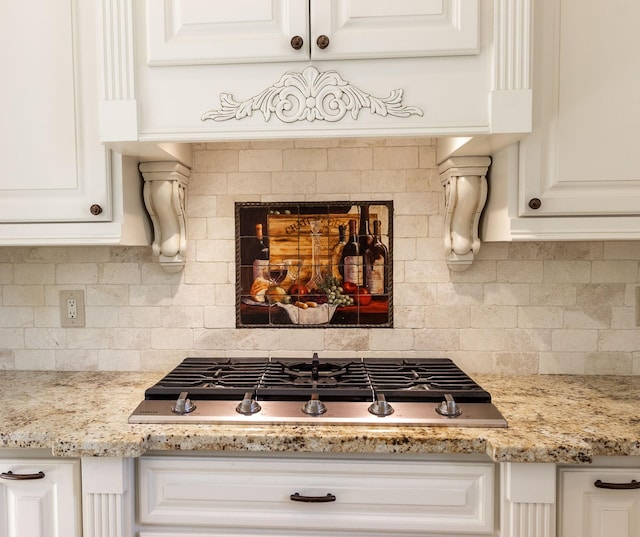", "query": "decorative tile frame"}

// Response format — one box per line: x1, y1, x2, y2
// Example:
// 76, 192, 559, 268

236, 201, 393, 328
